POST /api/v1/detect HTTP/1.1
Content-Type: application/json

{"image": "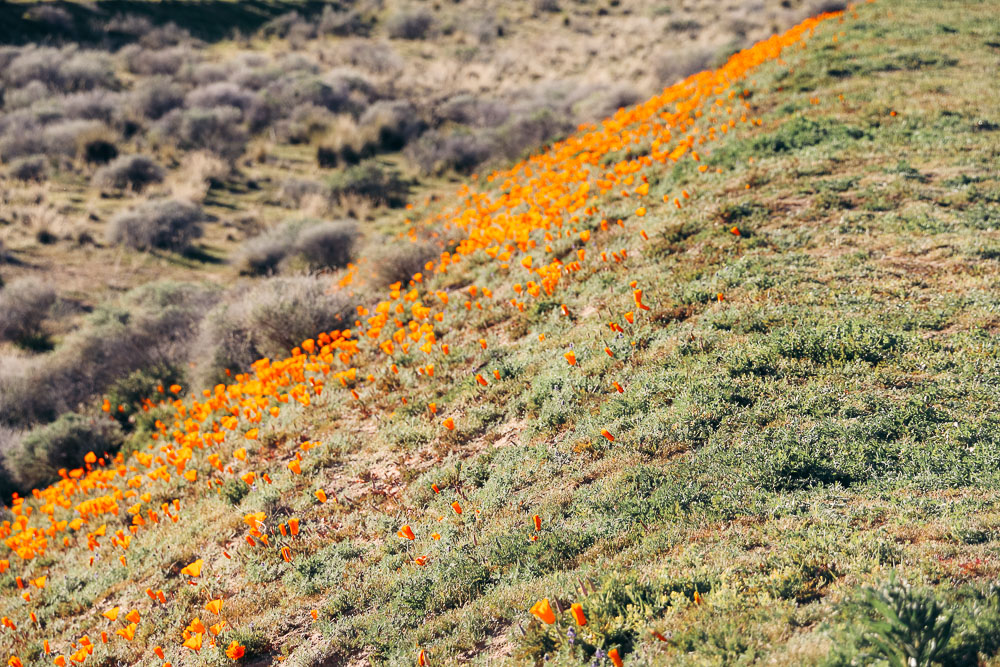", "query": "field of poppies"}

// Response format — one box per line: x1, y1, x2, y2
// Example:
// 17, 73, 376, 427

2, 0, 1000, 665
